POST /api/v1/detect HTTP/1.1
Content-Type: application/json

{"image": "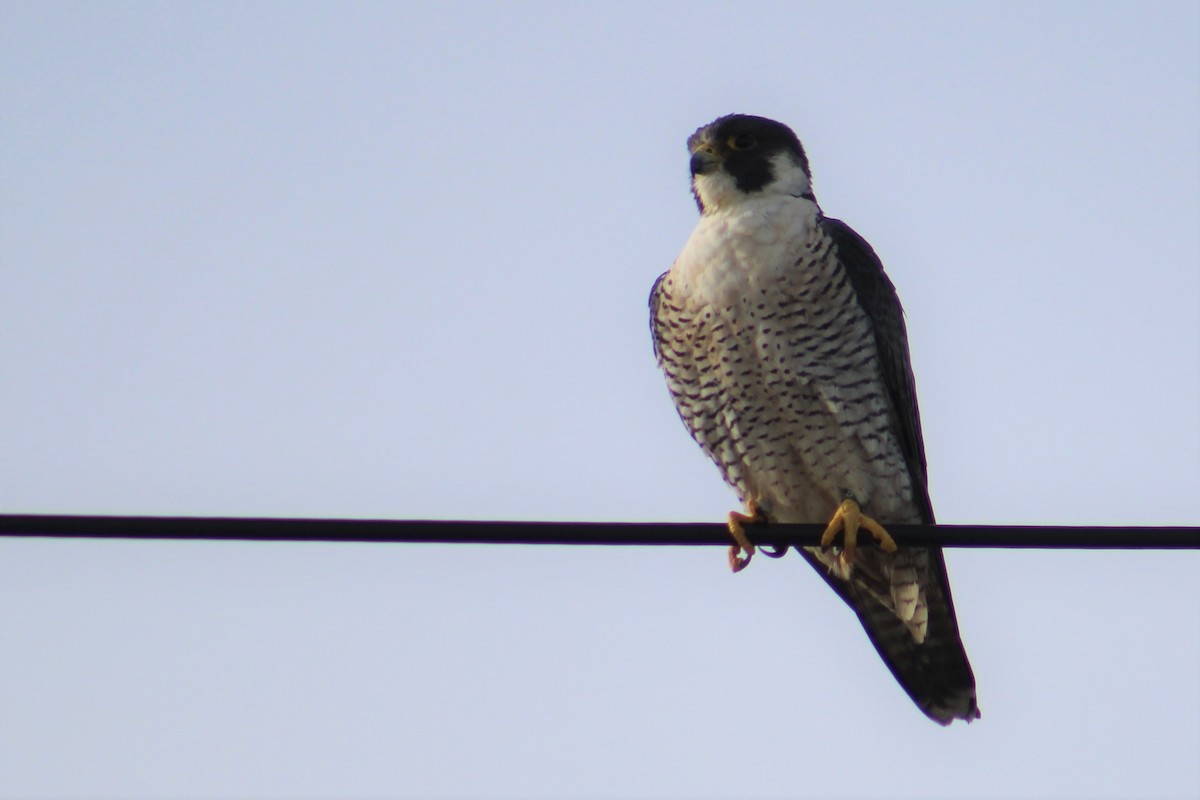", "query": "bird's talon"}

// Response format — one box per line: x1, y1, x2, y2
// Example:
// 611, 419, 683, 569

728, 545, 753, 573
861, 516, 898, 553
726, 503, 764, 574
819, 498, 896, 576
